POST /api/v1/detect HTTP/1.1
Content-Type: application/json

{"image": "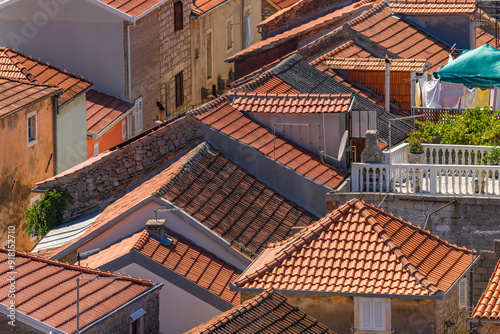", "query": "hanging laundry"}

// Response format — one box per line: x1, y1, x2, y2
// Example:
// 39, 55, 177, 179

415, 81, 422, 107
423, 80, 441, 108
460, 87, 477, 109
493, 87, 500, 111
439, 82, 463, 108
475, 88, 490, 108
